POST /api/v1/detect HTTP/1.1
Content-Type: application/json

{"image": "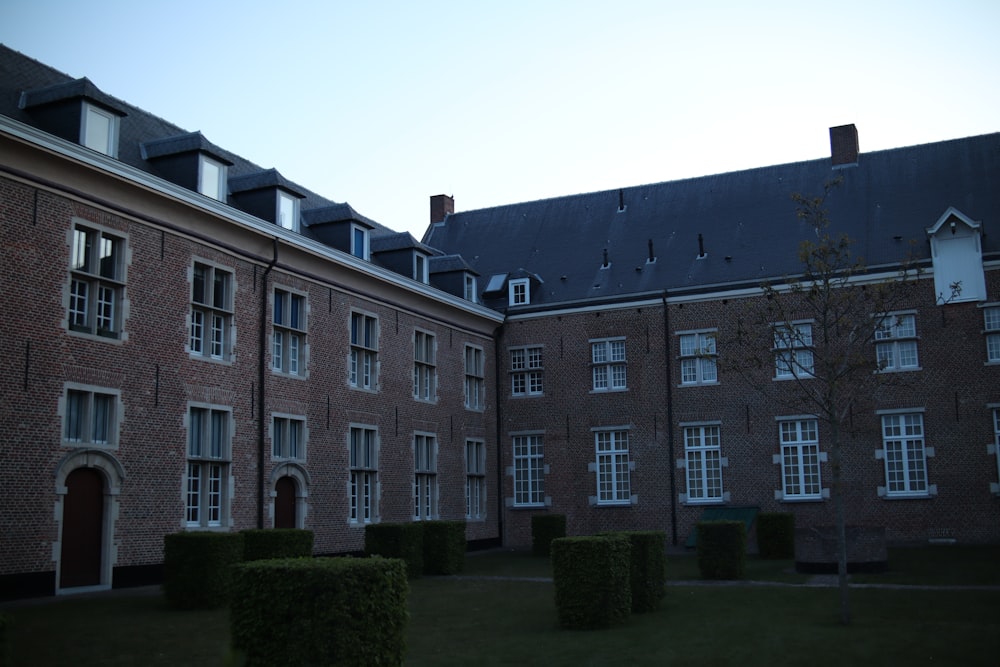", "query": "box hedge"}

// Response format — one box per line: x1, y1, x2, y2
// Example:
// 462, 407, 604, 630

163, 531, 244, 609
421, 521, 466, 575
531, 513, 566, 557
601, 530, 667, 613
551, 535, 631, 630
756, 512, 795, 559
230, 556, 408, 667
696, 520, 746, 580
241, 528, 314, 561
364, 522, 424, 578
